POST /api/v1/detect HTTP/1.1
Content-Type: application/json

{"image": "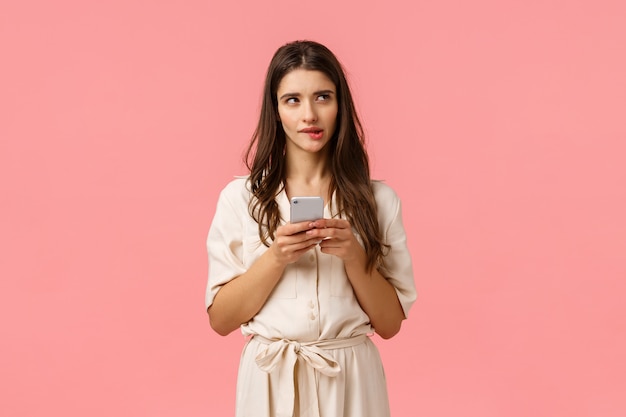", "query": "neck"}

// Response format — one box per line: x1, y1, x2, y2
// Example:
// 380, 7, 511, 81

284, 150, 332, 201
285, 146, 330, 182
